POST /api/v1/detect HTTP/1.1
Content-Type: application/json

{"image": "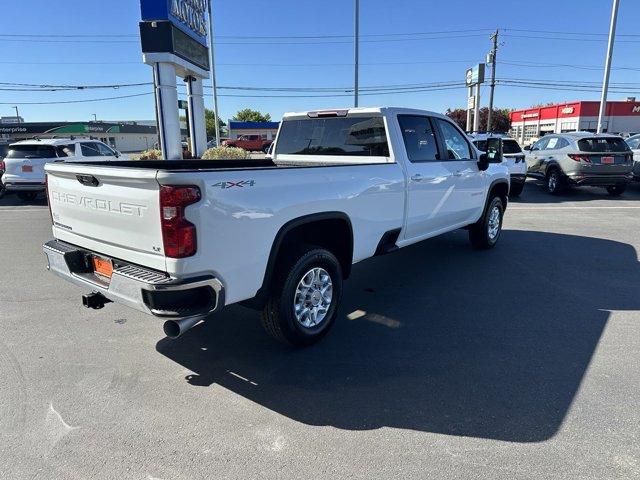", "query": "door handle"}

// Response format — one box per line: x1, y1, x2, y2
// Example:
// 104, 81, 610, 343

410, 174, 423, 182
